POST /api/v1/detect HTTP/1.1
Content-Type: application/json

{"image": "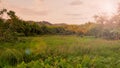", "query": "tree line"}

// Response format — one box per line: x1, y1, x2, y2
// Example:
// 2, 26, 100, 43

0, 9, 76, 42
1, 7, 120, 42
